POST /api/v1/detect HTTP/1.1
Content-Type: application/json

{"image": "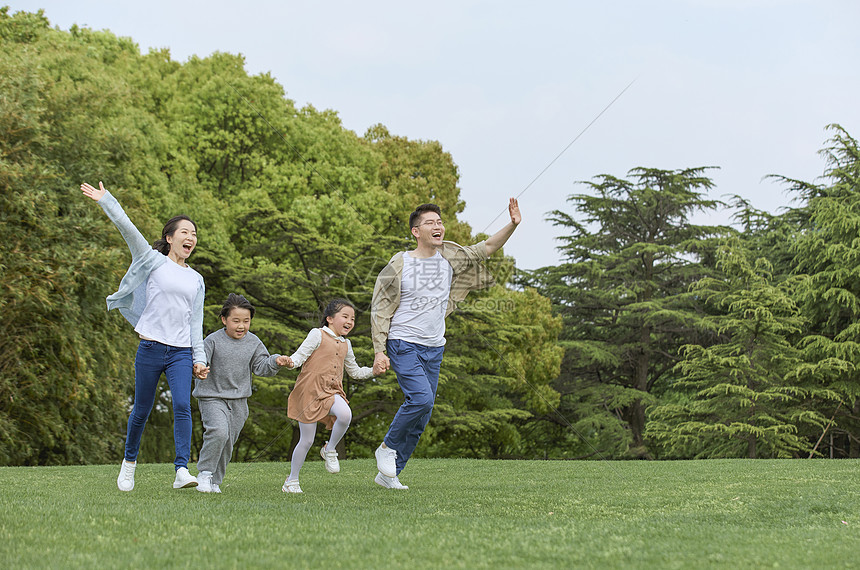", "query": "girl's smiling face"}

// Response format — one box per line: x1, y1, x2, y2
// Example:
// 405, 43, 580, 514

326, 305, 356, 337
222, 307, 252, 340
